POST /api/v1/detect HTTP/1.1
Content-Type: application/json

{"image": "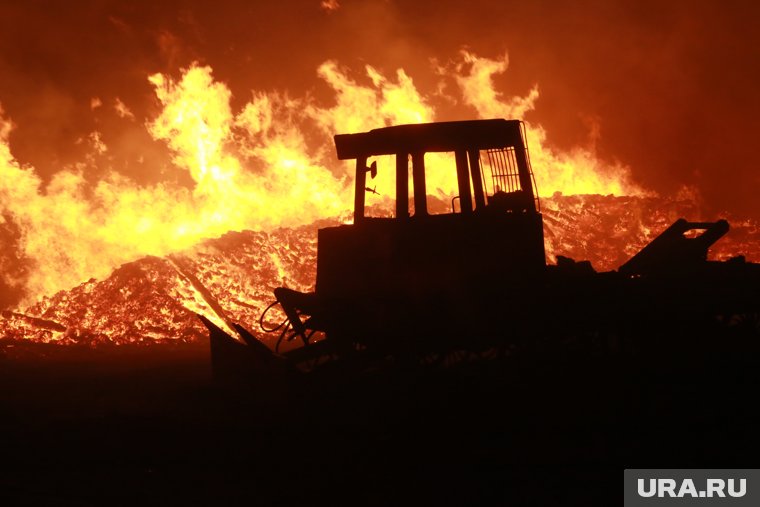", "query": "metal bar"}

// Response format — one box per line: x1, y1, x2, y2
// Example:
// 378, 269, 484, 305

354, 156, 367, 223
485, 150, 494, 192
496, 149, 507, 191
395, 152, 409, 219
455, 150, 473, 214
506, 148, 517, 192
411, 152, 427, 216
469, 149, 486, 209
514, 133, 535, 203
